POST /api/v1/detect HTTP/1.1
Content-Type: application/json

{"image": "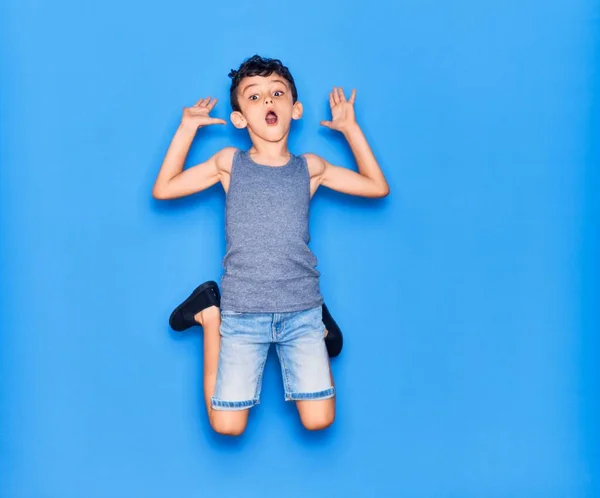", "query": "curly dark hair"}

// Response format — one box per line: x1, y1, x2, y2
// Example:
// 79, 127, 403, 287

228, 55, 298, 113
